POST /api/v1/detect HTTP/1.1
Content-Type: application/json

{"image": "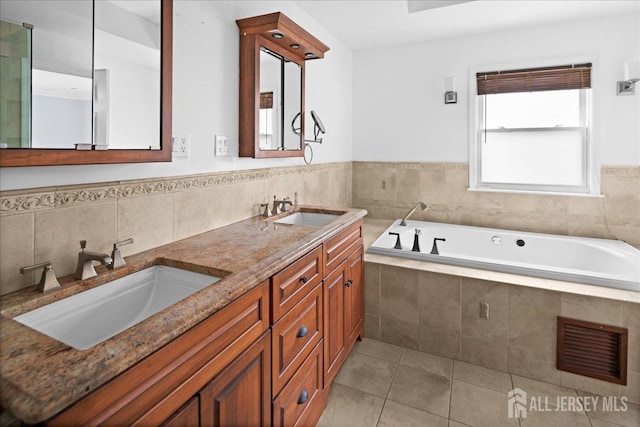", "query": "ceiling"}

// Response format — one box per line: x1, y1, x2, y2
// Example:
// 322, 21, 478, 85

295, 0, 640, 50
